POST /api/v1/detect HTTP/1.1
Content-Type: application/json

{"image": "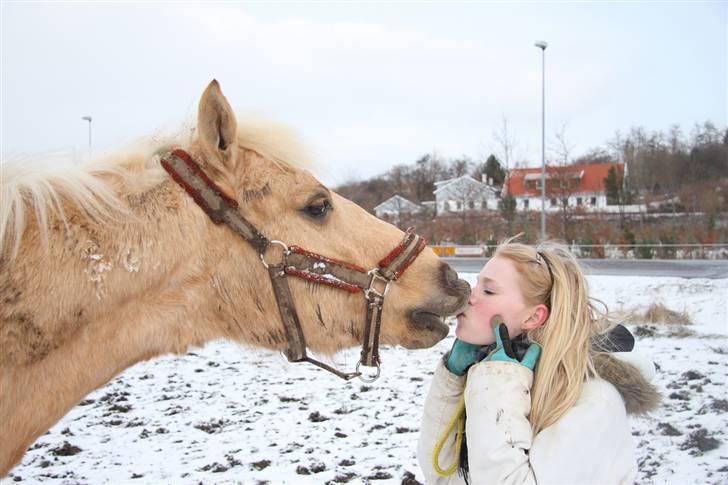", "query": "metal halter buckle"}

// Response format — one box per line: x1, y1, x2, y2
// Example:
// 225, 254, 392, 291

356, 360, 381, 383
364, 268, 392, 300
260, 240, 290, 269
